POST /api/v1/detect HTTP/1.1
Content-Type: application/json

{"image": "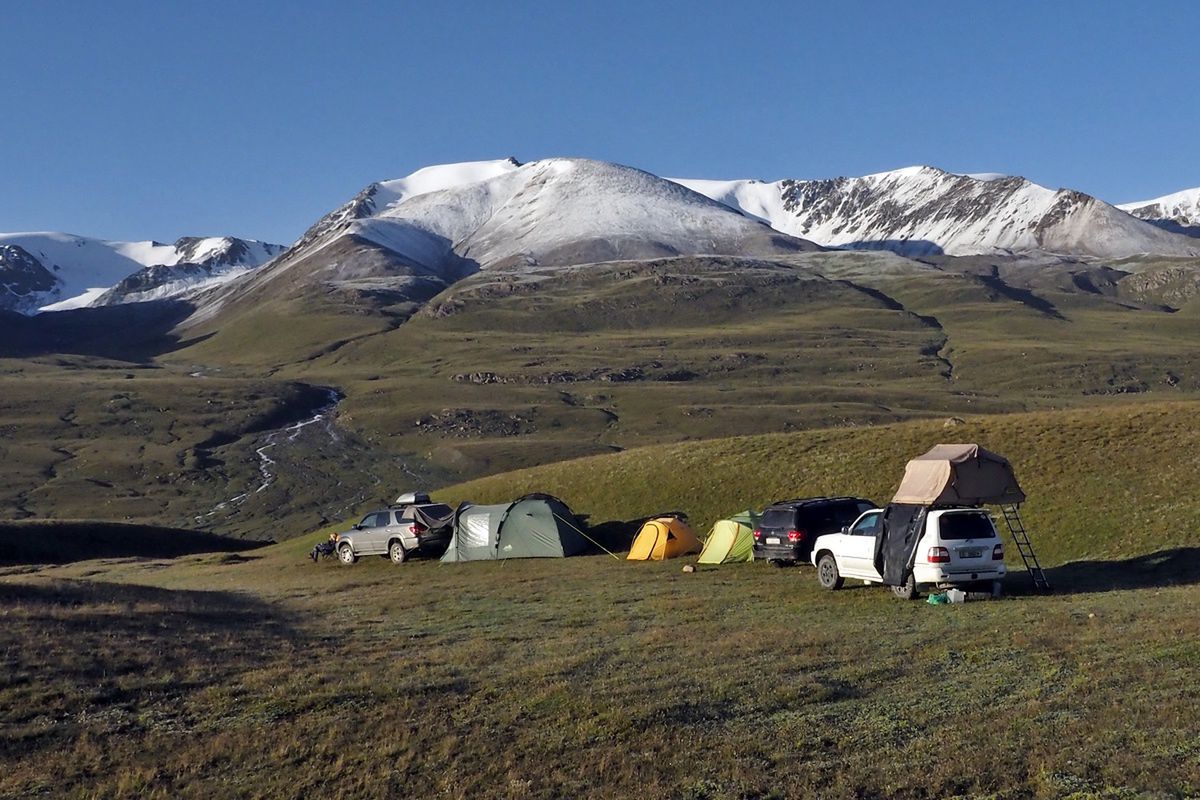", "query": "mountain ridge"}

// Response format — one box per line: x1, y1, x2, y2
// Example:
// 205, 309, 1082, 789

672, 165, 1200, 258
